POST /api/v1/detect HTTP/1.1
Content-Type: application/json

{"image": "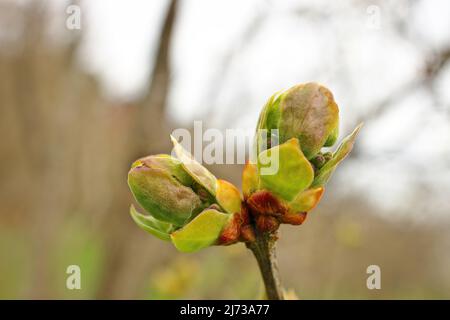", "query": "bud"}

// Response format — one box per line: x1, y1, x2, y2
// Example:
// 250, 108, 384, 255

128, 83, 362, 249
256, 82, 339, 159
310, 153, 326, 170
246, 83, 362, 232
128, 139, 243, 253
128, 155, 204, 226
